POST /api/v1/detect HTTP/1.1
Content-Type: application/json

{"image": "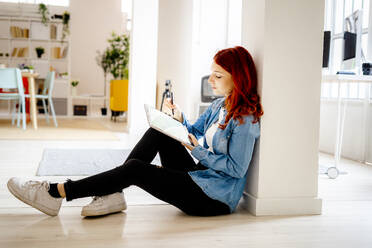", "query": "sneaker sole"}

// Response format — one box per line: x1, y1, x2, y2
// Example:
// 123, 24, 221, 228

81, 202, 127, 217
7, 181, 60, 216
